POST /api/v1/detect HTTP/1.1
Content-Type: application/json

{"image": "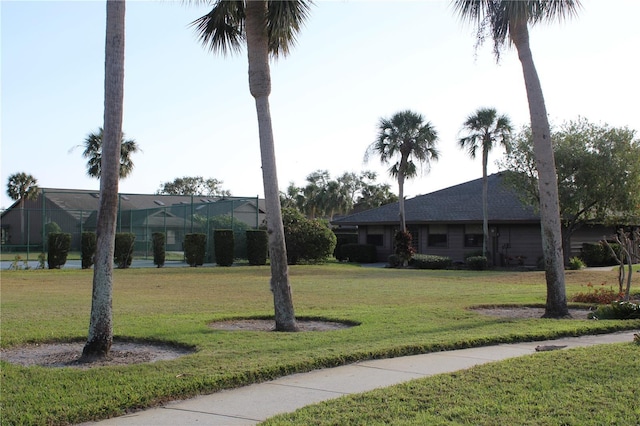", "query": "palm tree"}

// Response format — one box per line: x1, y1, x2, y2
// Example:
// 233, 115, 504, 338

191, 0, 312, 331
458, 107, 512, 259
453, 0, 581, 318
6, 172, 39, 244
365, 110, 439, 232
81, 127, 140, 179
82, 0, 126, 360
